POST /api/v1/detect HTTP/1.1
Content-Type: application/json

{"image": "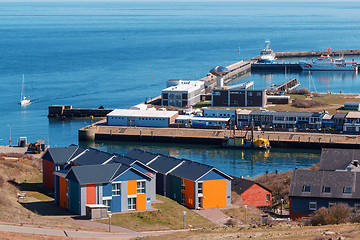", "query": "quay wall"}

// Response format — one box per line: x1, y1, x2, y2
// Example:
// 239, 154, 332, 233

275, 49, 360, 58
79, 124, 360, 149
